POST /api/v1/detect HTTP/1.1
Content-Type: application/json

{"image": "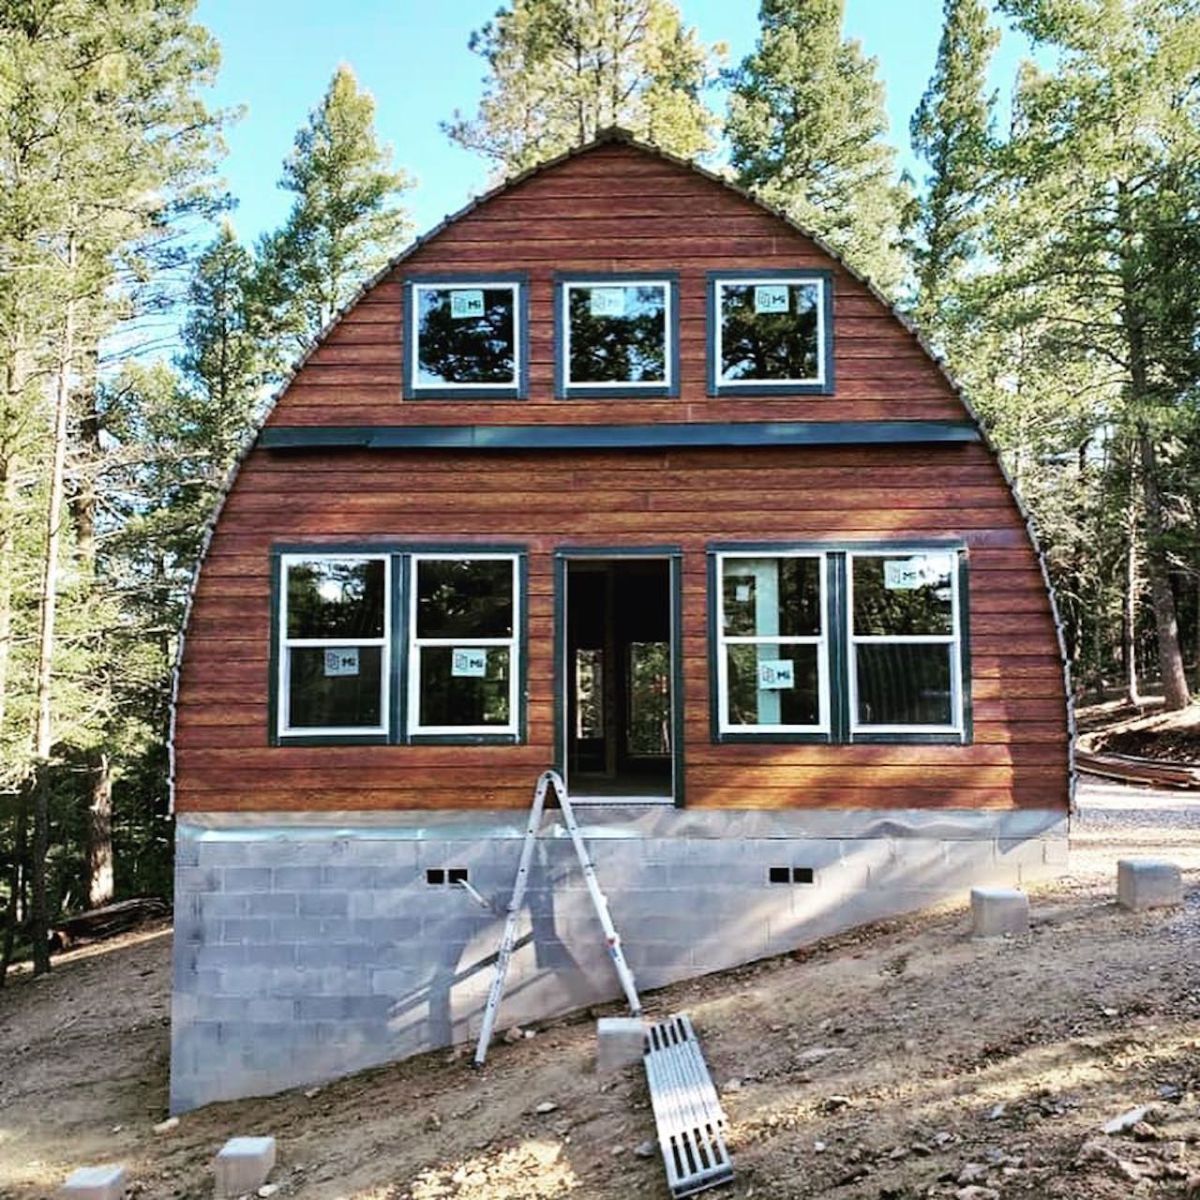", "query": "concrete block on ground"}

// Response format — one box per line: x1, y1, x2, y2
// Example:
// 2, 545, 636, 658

970, 886, 1029, 937
596, 1017, 646, 1073
214, 1136, 276, 1197
1117, 859, 1182, 912
61, 1165, 128, 1199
